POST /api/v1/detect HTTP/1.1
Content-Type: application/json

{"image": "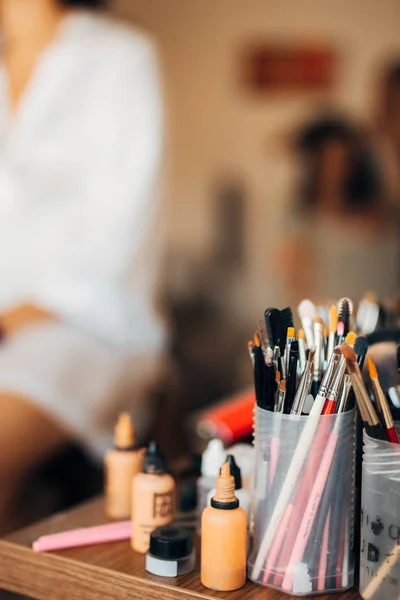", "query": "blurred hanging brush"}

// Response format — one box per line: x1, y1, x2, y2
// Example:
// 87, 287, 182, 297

356, 292, 380, 334
297, 299, 316, 349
